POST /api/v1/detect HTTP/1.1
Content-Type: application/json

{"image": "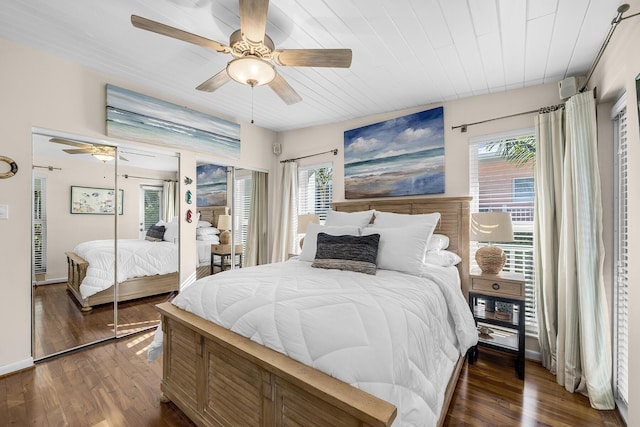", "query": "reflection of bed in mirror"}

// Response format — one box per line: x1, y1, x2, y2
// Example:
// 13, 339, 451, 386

195, 205, 229, 279
65, 239, 180, 312
155, 196, 473, 427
